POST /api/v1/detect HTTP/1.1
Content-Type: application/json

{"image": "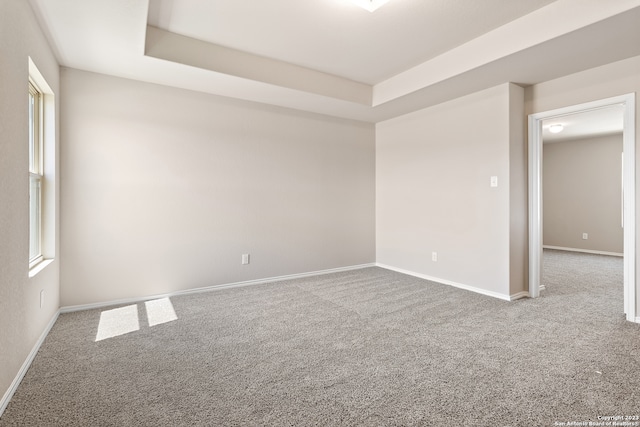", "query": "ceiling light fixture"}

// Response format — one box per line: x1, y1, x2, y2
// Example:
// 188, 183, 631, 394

348, 0, 392, 12
549, 124, 564, 134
